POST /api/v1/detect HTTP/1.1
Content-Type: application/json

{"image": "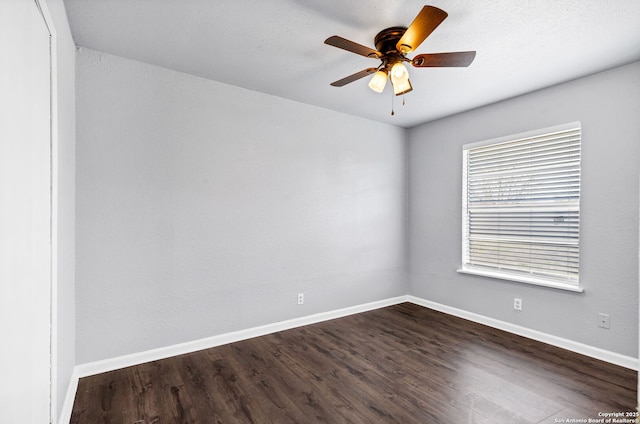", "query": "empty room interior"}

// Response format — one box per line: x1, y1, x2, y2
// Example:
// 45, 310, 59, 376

3, 1, 640, 423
